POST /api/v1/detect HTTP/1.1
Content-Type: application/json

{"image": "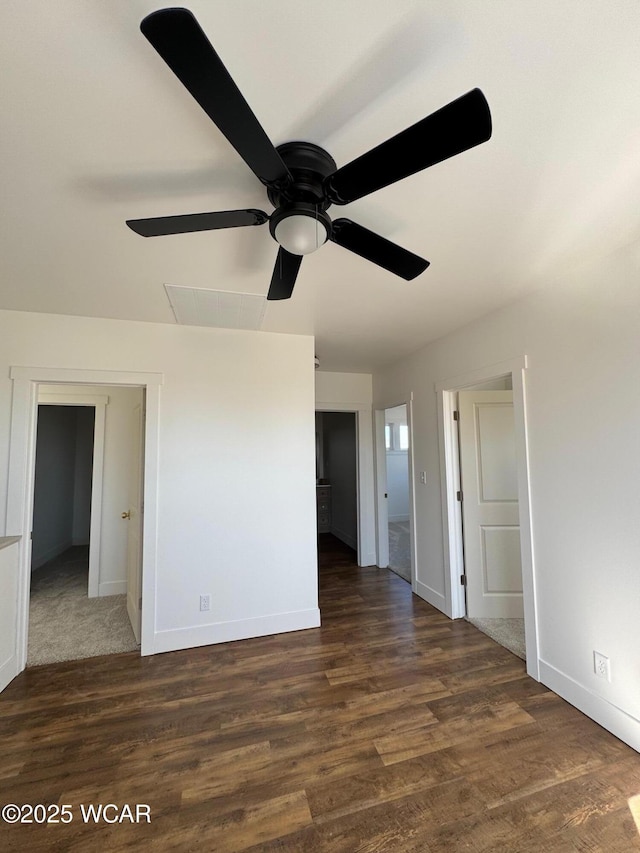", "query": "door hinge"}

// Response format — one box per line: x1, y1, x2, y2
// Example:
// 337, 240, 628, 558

460, 574, 467, 586
138, 597, 142, 610
456, 490, 463, 502
453, 410, 459, 421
